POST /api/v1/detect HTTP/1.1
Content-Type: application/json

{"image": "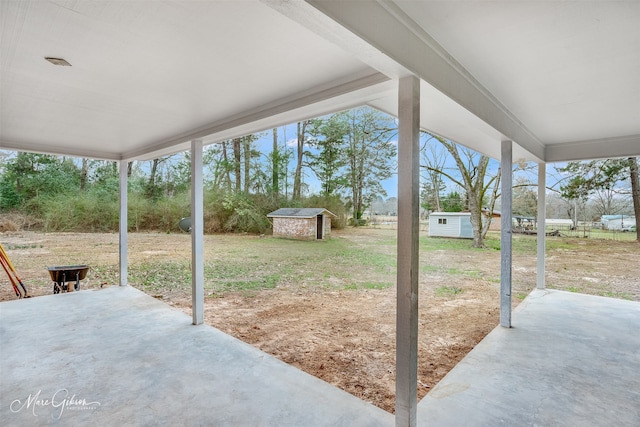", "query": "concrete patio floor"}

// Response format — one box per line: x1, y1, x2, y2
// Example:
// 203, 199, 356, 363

0, 285, 392, 426
2, 286, 638, 426
418, 289, 640, 426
